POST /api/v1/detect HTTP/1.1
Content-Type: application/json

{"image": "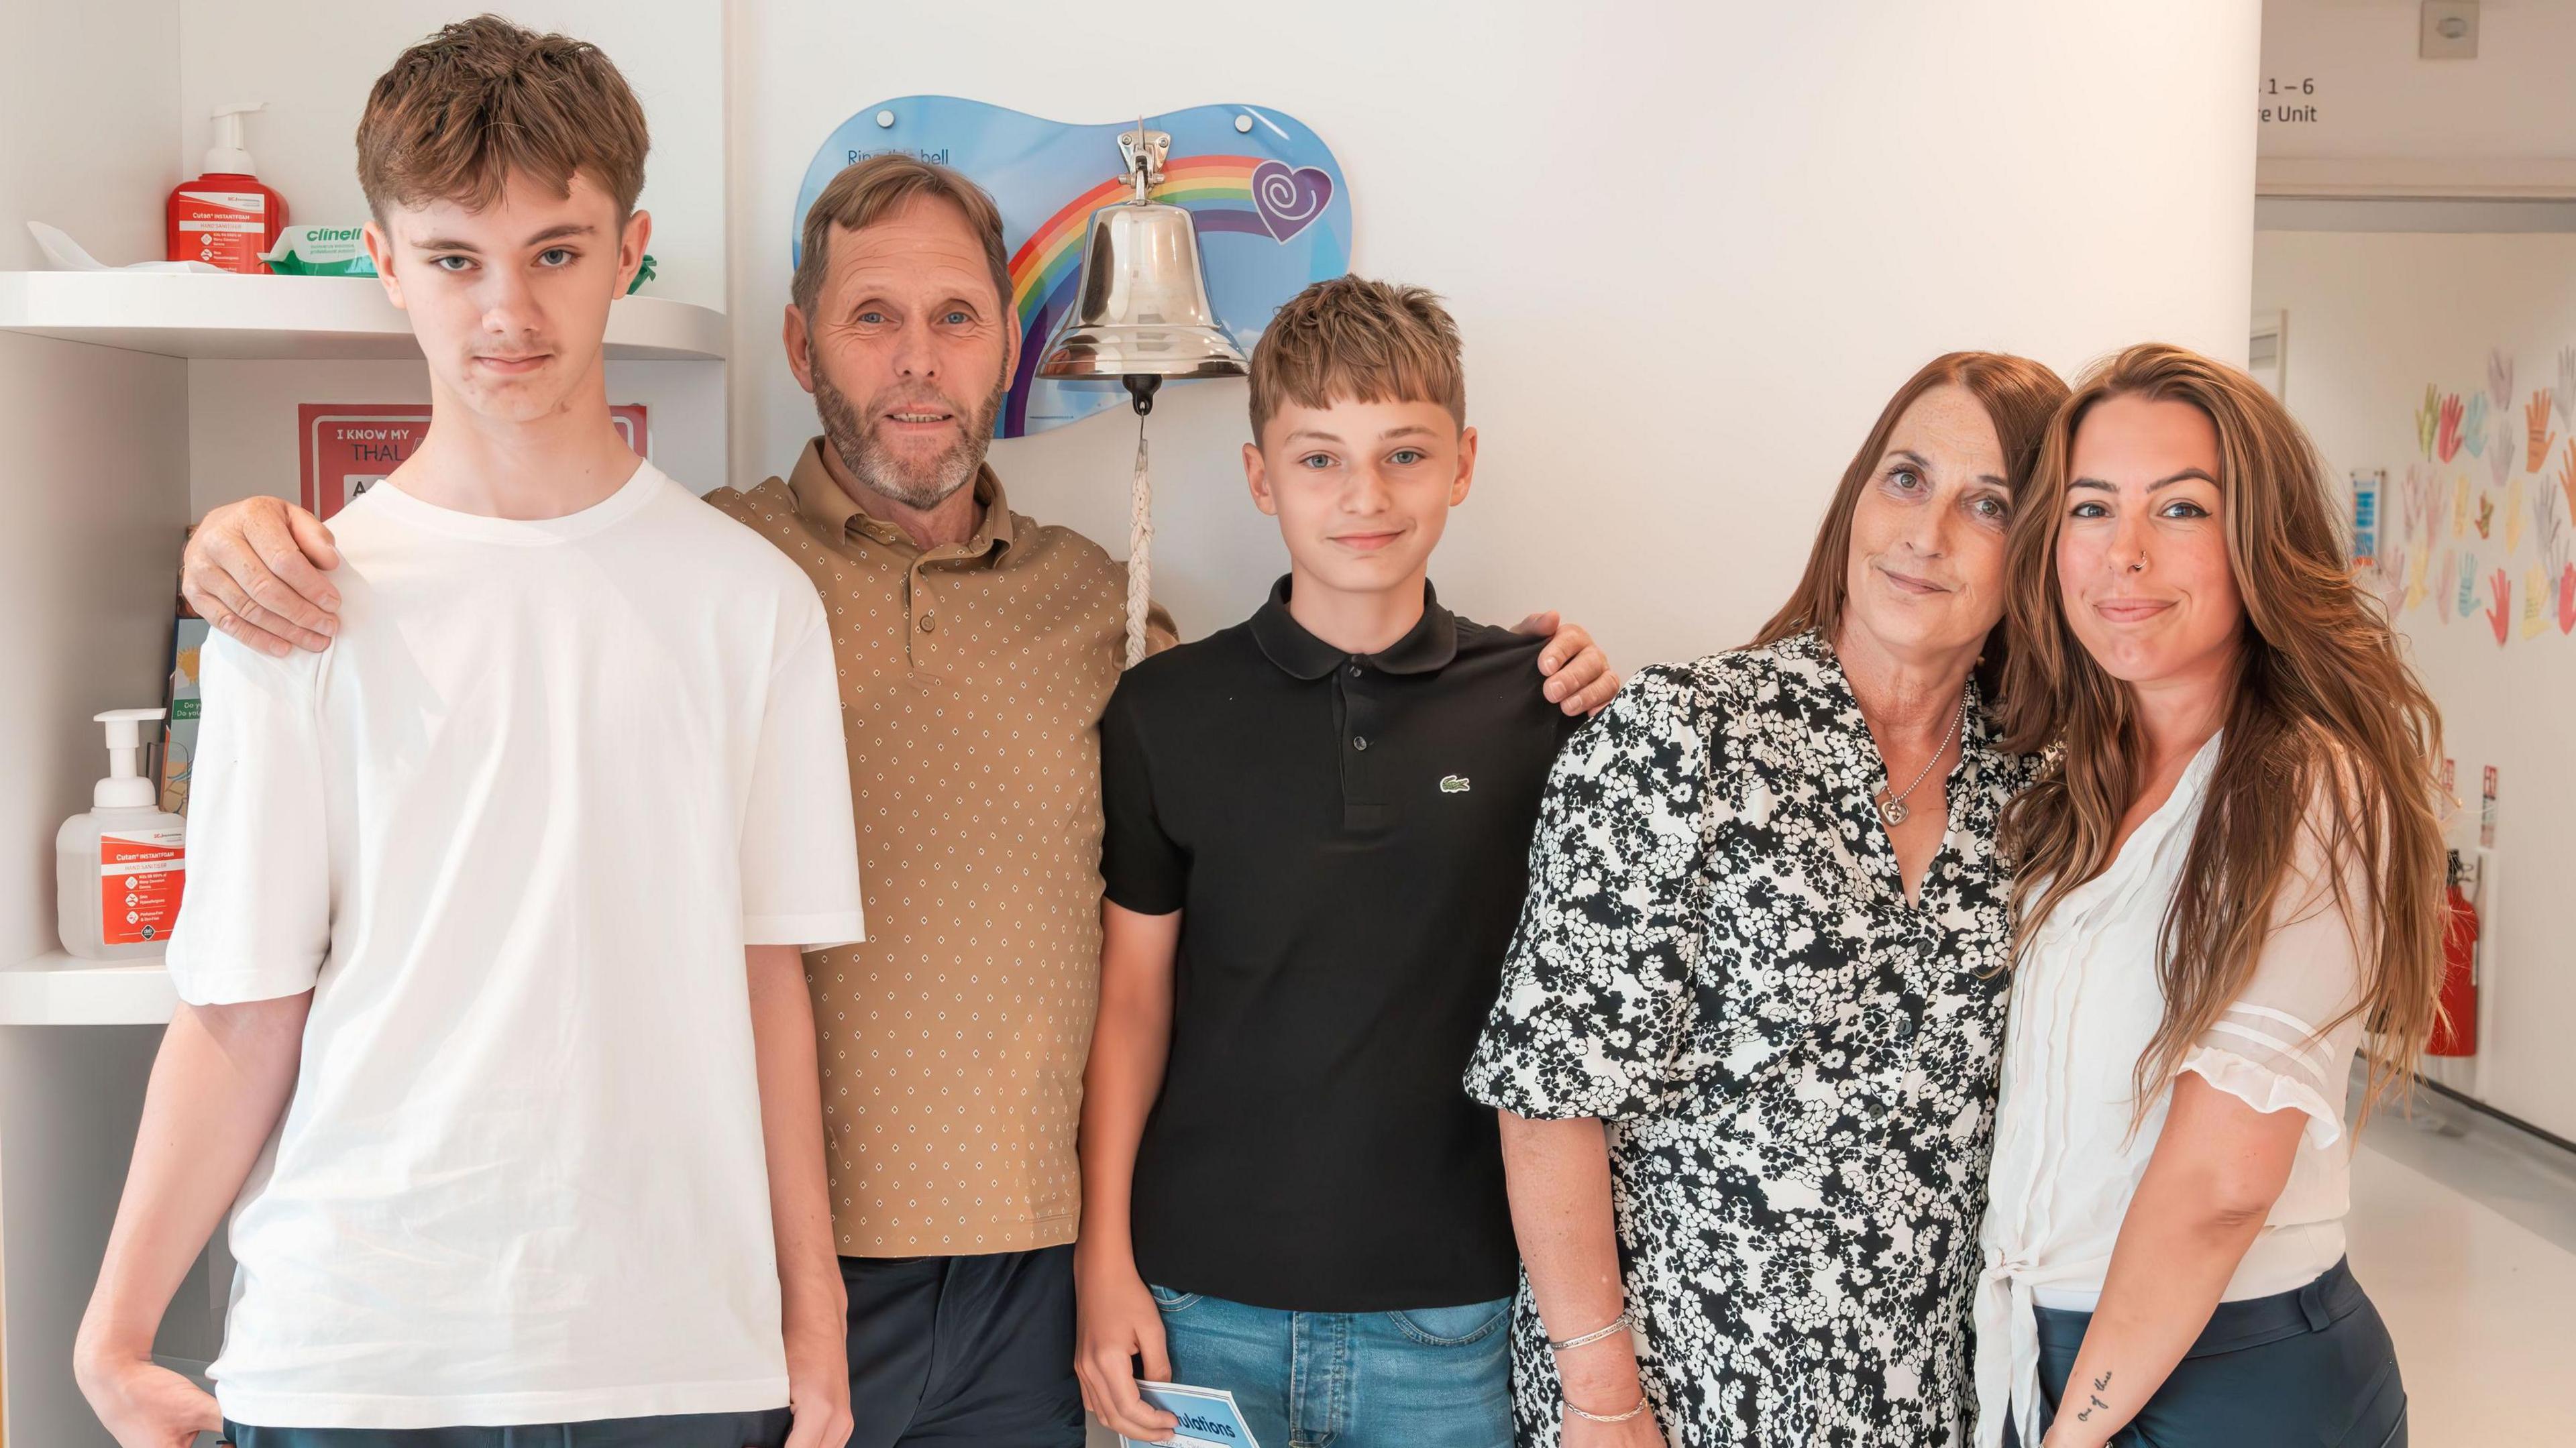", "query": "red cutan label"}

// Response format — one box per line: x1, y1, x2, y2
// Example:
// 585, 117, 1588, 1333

101, 829, 186, 946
